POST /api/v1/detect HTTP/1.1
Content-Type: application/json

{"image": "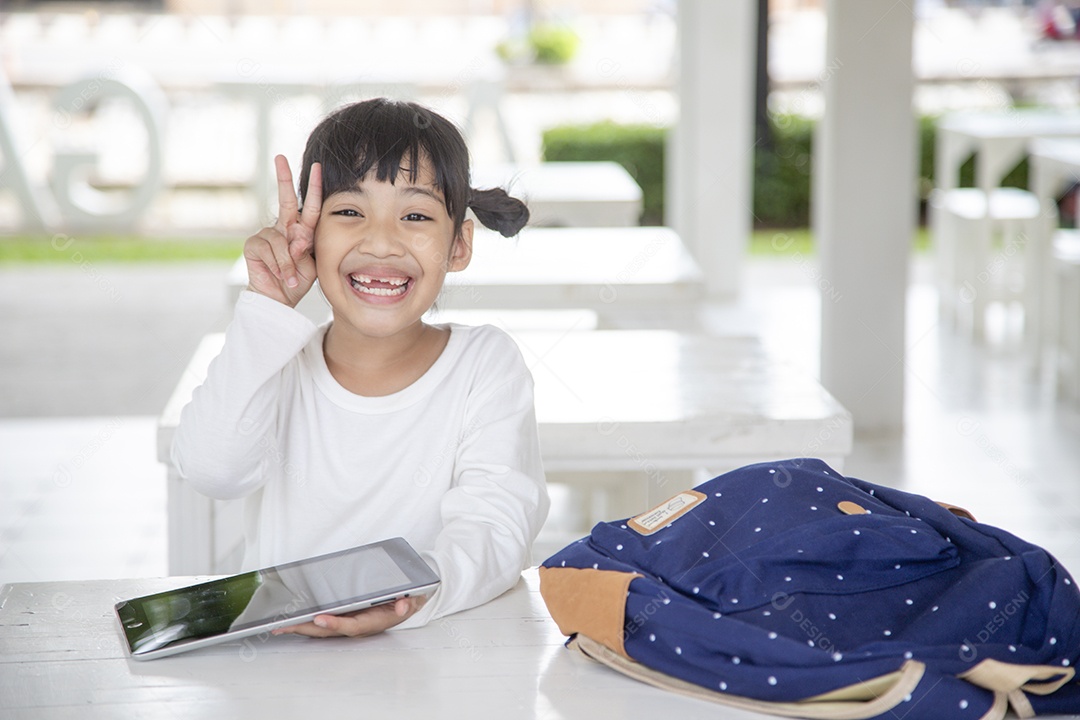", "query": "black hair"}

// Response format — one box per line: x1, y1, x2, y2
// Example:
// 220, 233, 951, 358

298, 98, 528, 238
